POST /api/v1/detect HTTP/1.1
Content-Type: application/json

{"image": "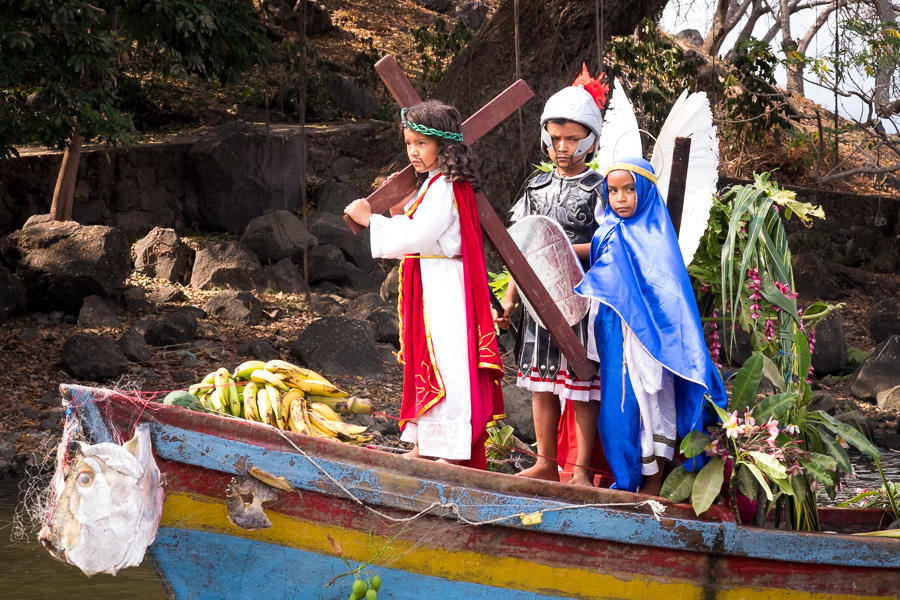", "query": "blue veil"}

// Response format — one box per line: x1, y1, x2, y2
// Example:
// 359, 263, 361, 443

575, 157, 726, 485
